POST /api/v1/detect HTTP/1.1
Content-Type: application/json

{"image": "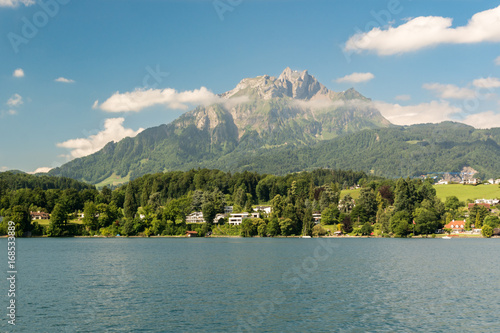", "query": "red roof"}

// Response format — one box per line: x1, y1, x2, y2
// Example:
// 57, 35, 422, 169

186, 231, 198, 234
444, 220, 466, 230
468, 203, 490, 210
